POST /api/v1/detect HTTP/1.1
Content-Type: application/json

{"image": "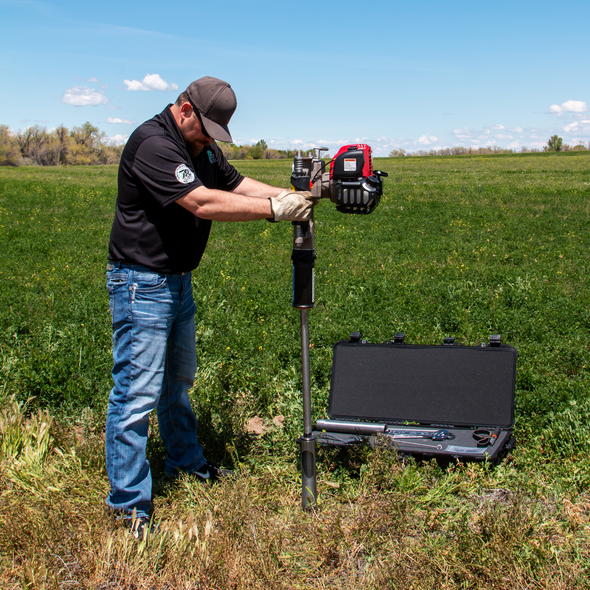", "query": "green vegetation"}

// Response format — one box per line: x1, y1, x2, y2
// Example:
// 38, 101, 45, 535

0, 123, 298, 166
219, 138, 298, 160
0, 122, 123, 166
1, 152, 590, 588
546, 135, 564, 153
